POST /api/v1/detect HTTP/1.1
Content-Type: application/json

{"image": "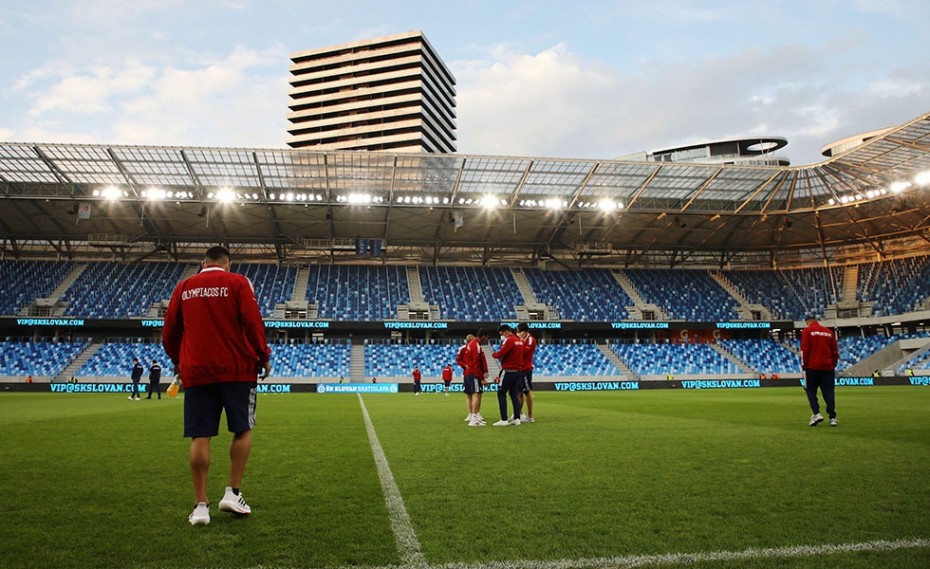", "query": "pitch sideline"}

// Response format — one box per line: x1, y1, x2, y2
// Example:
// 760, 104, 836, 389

357, 396, 929, 569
